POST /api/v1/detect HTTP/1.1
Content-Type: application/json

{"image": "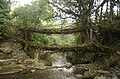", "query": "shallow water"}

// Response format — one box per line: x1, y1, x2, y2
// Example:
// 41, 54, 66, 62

0, 53, 77, 79
0, 68, 77, 79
